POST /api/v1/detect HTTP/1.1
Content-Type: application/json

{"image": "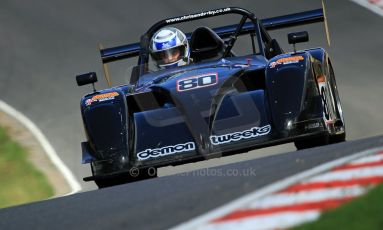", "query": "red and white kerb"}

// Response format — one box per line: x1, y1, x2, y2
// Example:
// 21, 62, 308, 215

173, 149, 383, 230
